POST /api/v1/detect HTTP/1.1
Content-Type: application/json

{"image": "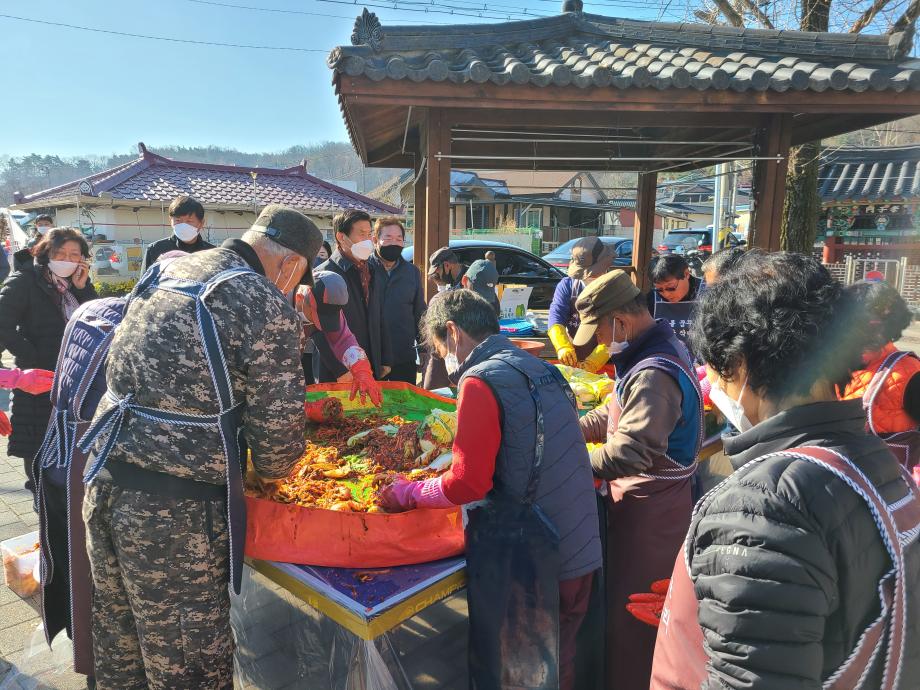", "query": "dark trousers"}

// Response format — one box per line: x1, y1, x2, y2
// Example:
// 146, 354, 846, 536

560, 571, 595, 690
385, 361, 418, 385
